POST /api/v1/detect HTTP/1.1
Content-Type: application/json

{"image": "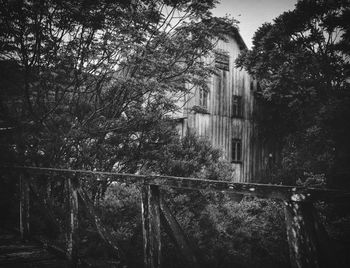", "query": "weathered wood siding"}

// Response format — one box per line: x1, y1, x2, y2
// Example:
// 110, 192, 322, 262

178, 35, 260, 182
